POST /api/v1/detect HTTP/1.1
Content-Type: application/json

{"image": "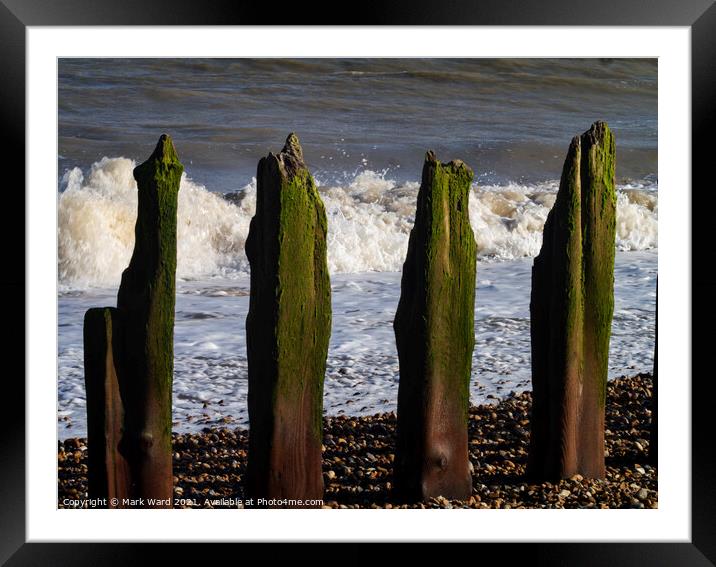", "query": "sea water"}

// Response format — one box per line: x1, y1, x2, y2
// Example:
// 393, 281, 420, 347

57, 161, 657, 438
57, 58, 657, 438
